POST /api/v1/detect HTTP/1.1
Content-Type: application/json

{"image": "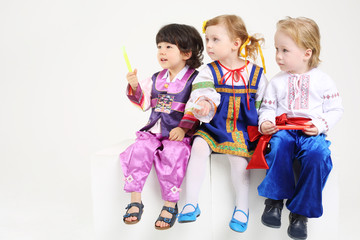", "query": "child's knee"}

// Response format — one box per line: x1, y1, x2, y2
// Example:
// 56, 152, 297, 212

300, 144, 332, 173
269, 130, 295, 150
